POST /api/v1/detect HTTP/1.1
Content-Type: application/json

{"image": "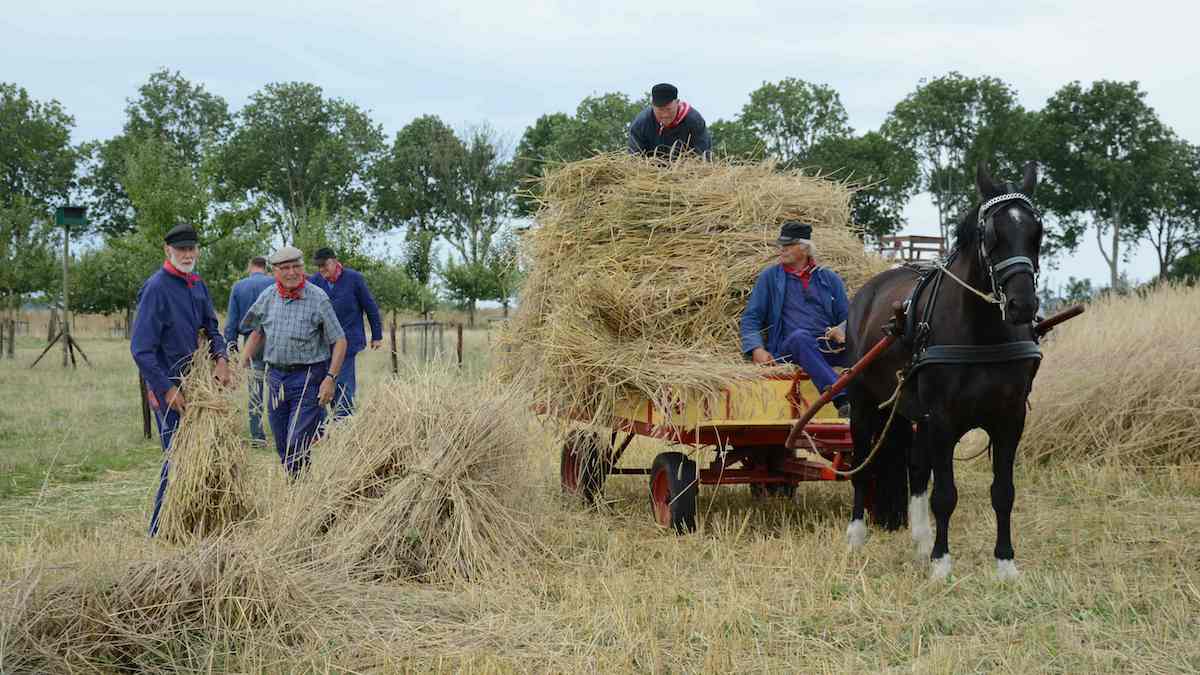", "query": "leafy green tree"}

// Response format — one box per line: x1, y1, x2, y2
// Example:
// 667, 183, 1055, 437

370, 114, 464, 281
216, 82, 385, 241
80, 69, 231, 236
486, 229, 524, 317
70, 236, 160, 333
512, 112, 573, 214
736, 78, 850, 165
882, 72, 1031, 241
807, 132, 920, 239
1037, 80, 1170, 289
366, 261, 437, 319
1166, 248, 1200, 285
292, 204, 377, 275
1141, 137, 1200, 279
1062, 276, 1096, 304
443, 126, 515, 267
0, 198, 58, 313
0, 83, 76, 209
440, 259, 496, 327
709, 117, 765, 161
